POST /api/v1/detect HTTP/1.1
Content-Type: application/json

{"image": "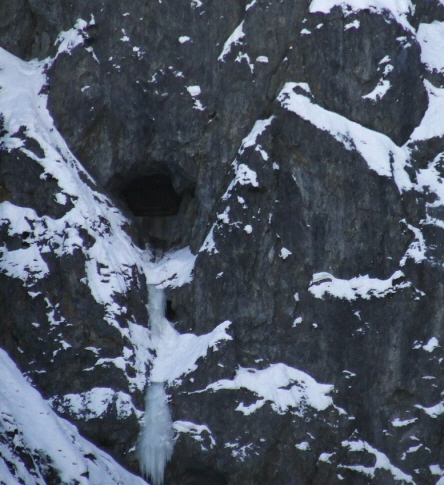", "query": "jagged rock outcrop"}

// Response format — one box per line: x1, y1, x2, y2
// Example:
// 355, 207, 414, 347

1, 1, 444, 484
